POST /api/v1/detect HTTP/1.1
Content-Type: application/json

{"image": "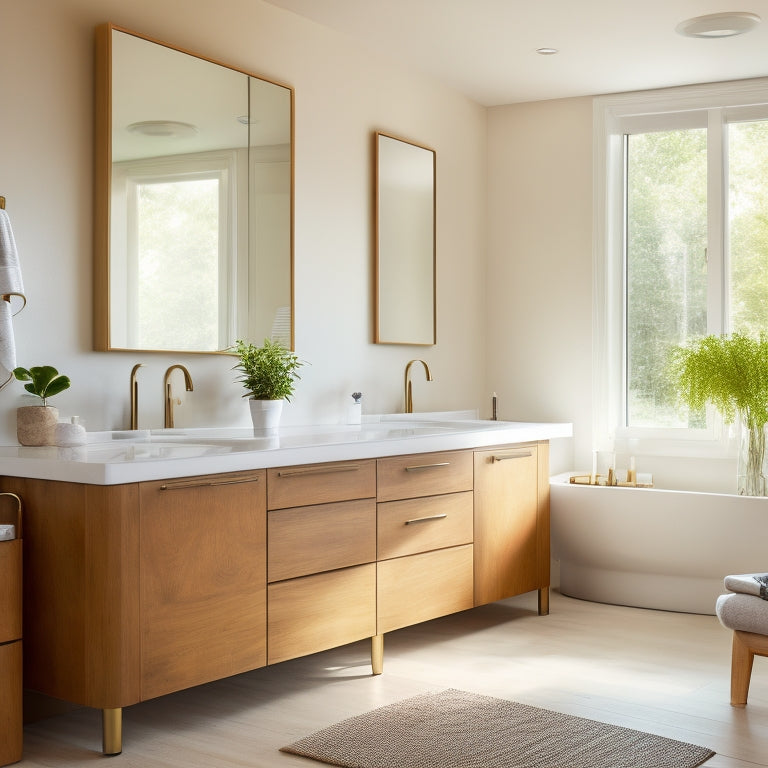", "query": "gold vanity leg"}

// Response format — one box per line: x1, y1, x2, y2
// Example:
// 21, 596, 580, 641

538, 587, 550, 616
102, 707, 122, 756
371, 634, 384, 675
